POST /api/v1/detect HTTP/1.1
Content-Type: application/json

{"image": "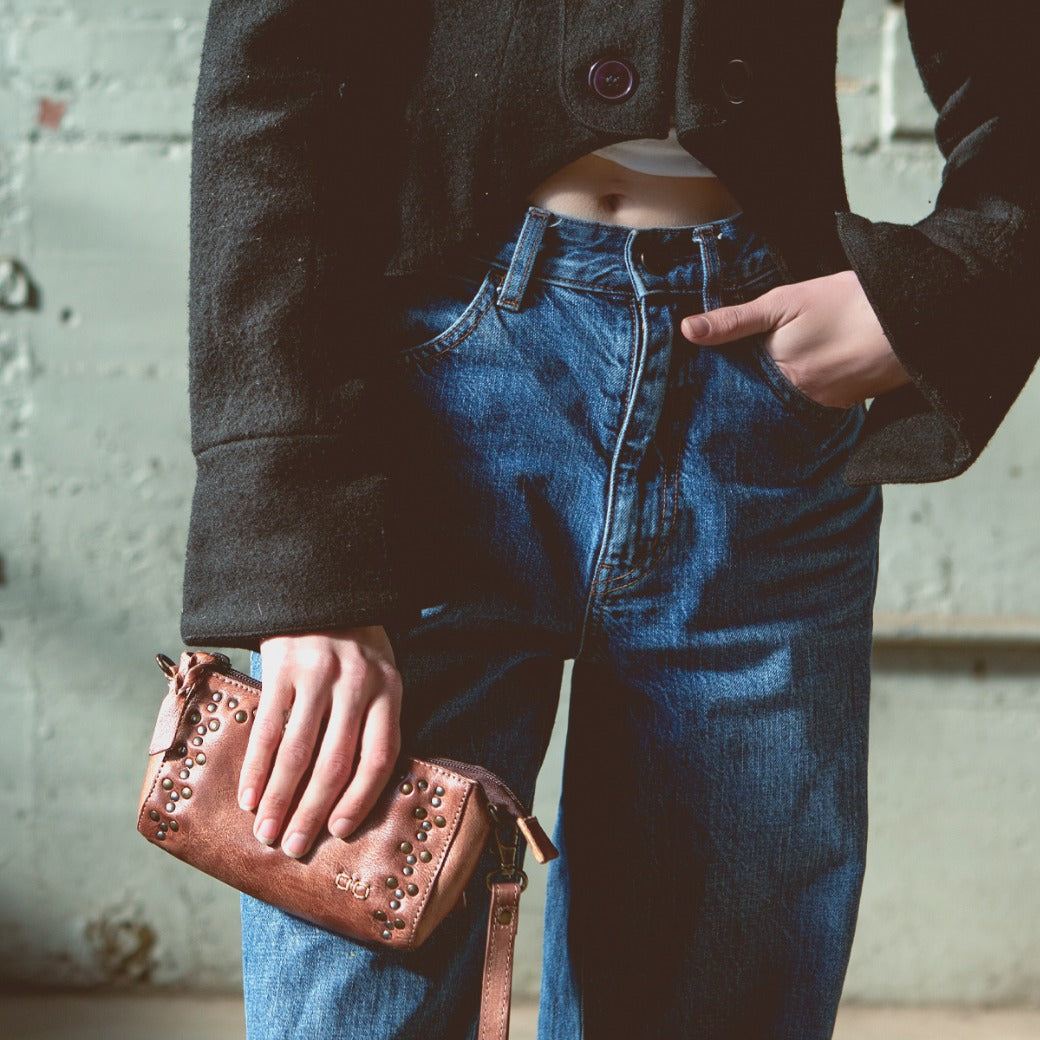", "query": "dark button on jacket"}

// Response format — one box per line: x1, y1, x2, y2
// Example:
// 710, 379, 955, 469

721, 58, 752, 104
588, 58, 638, 102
